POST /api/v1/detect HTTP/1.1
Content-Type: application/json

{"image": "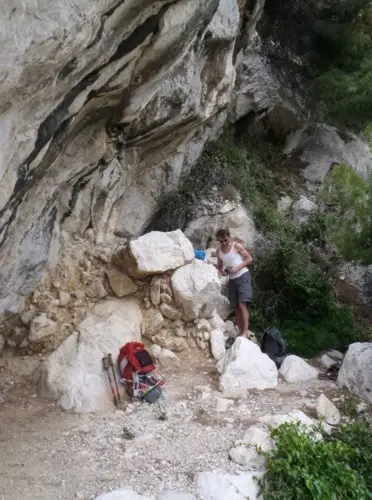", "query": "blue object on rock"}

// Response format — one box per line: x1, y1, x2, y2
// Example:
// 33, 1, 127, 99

194, 249, 206, 261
